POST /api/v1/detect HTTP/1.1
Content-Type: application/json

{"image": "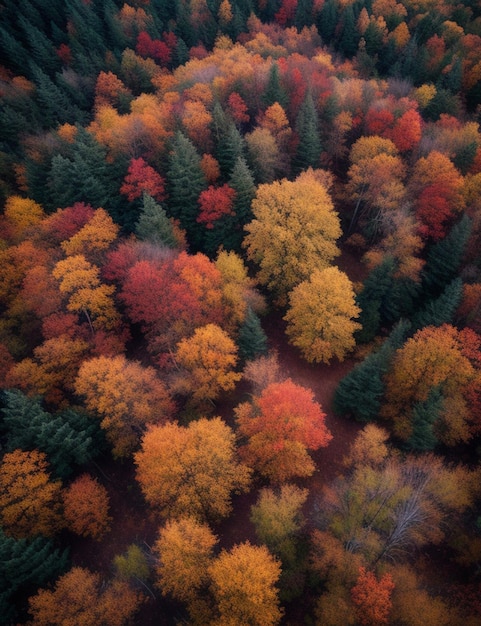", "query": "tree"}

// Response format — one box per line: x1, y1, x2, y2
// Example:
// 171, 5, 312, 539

412, 277, 463, 330
166, 130, 207, 250
293, 91, 321, 173
333, 320, 411, 422
174, 324, 242, 406
74, 354, 175, 458
209, 542, 283, 626
350, 567, 395, 626
197, 183, 236, 229
135, 417, 251, 522
0, 449, 63, 538
3, 195, 45, 243
135, 193, 184, 248
284, 267, 361, 363
243, 170, 341, 305
238, 307, 268, 362
63, 474, 111, 540
251, 484, 308, 565
405, 387, 443, 452
0, 529, 68, 625
229, 156, 256, 228
120, 157, 166, 202
235, 378, 332, 482
153, 517, 217, 606
1, 389, 100, 479
27, 567, 144, 626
